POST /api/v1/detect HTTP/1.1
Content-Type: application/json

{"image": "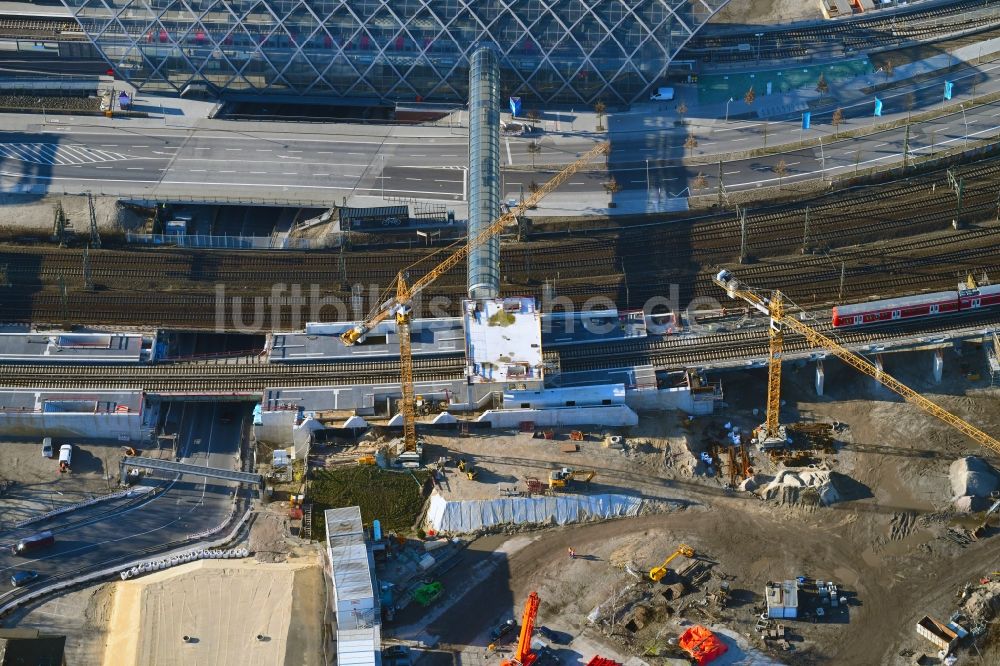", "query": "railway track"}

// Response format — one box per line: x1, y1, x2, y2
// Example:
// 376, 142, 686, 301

2, 310, 997, 391
683, 0, 999, 63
